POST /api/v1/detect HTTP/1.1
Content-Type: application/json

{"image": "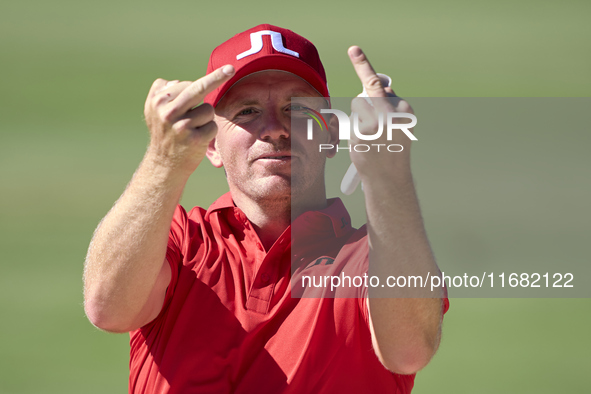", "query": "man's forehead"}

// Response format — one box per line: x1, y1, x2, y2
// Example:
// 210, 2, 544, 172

217, 70, 323, 108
